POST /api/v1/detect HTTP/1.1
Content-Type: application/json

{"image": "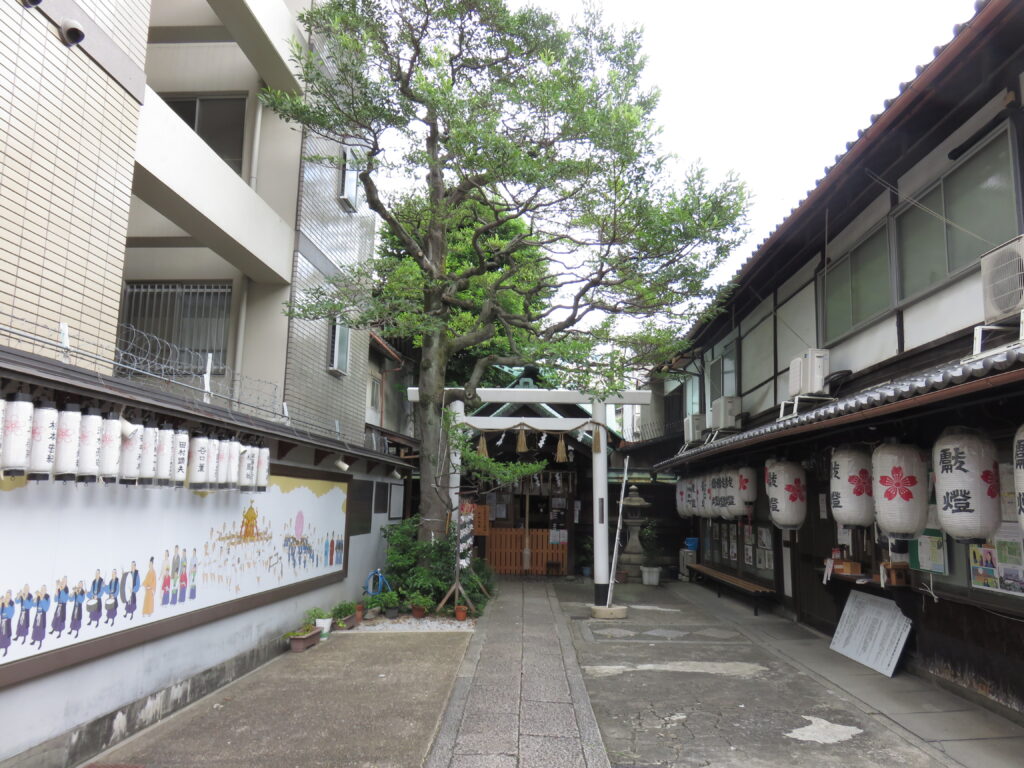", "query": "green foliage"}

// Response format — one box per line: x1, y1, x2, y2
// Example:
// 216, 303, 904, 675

304, 607, 330, 623
377, 590, 400, 609
363, 593, 382, 610
382, 515, 493, 610
405, 590, 433, 611
331, 601, 357, 621
639, 521, 660, 567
